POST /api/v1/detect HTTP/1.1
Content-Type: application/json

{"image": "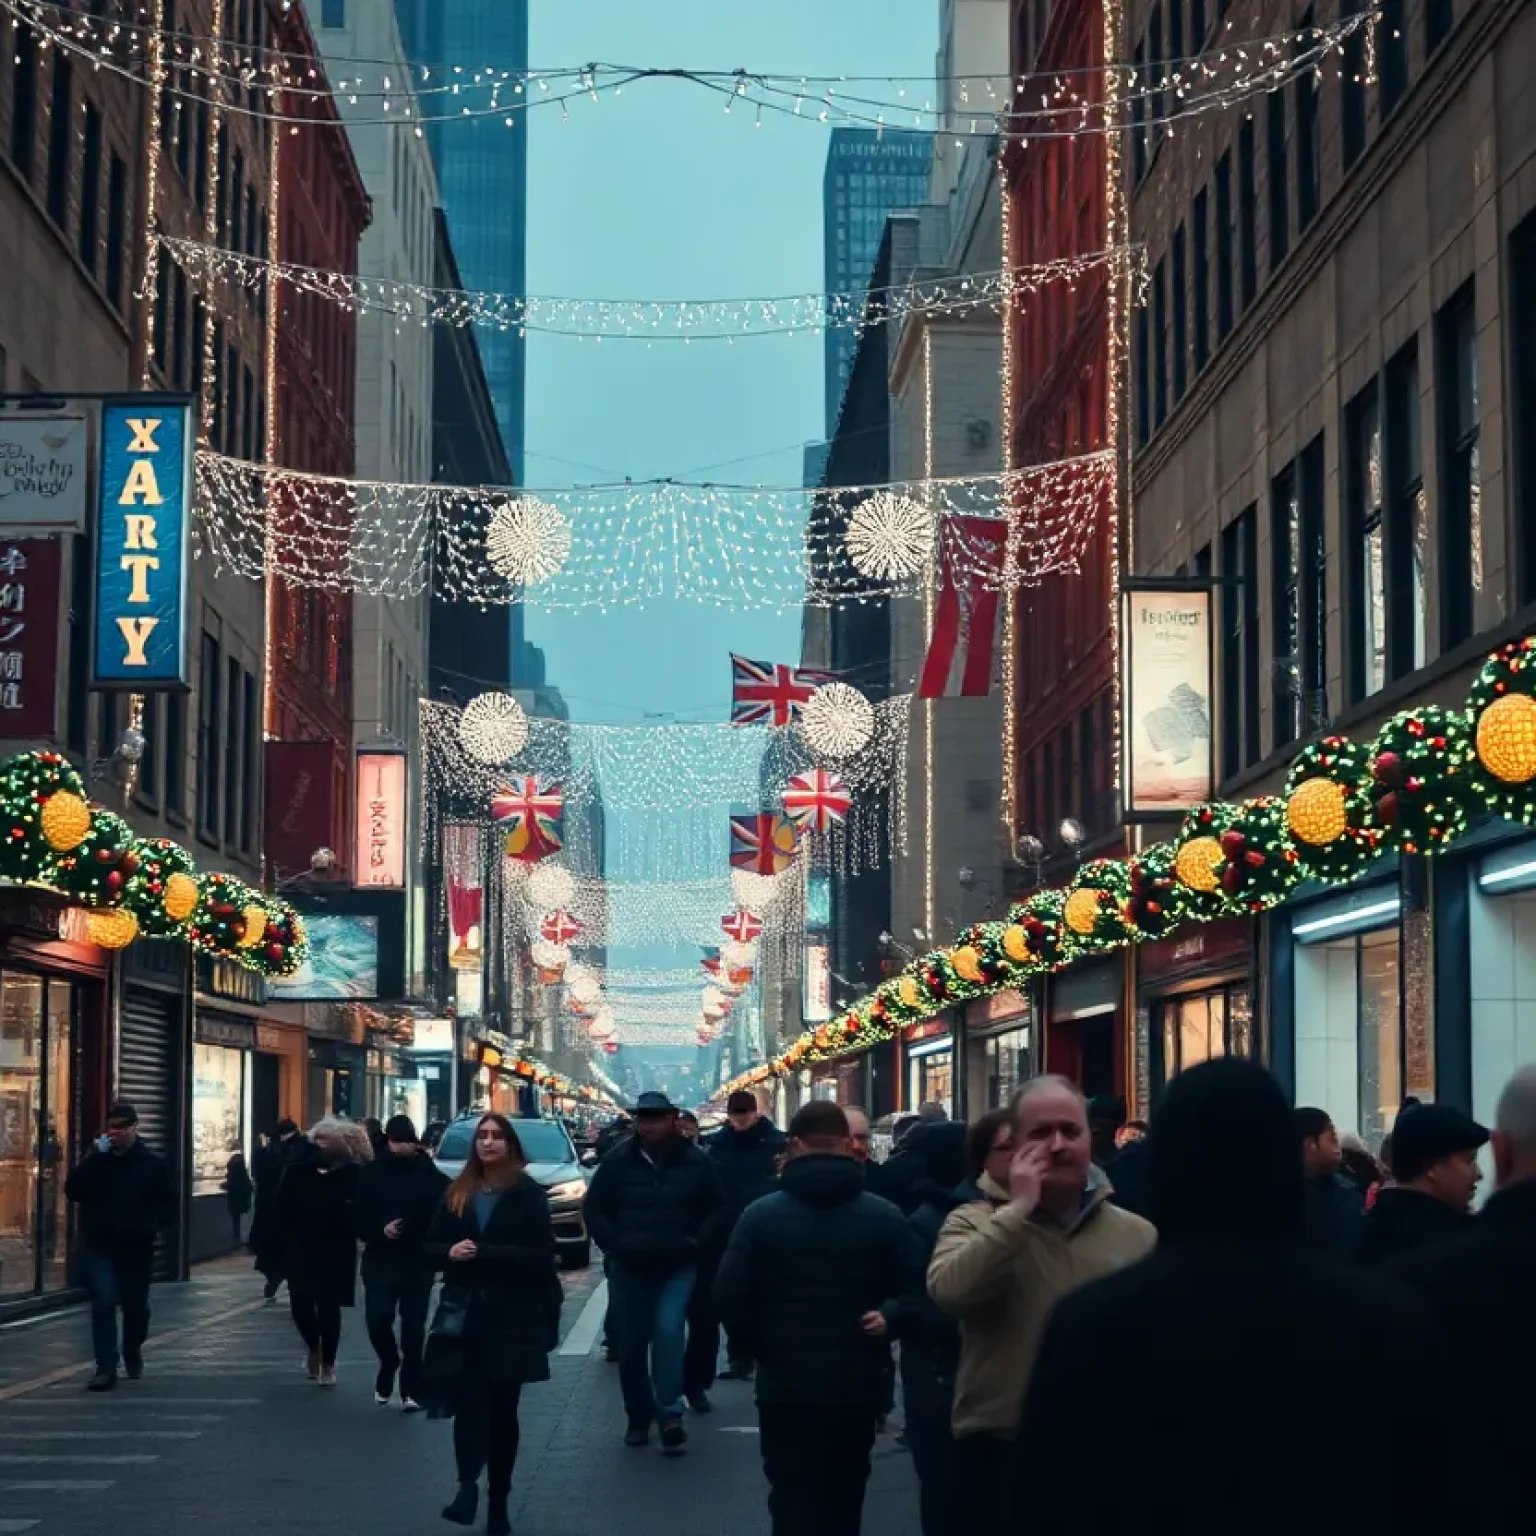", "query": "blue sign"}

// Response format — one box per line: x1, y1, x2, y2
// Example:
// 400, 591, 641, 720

807, 874, 832, 932
92, 398, 194, 689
